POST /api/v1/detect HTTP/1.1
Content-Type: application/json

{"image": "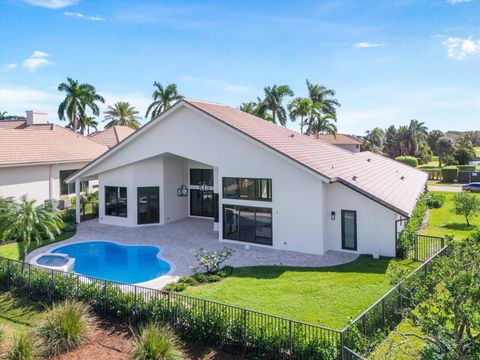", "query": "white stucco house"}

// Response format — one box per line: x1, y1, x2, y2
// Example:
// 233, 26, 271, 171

67, 99, 427, 257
